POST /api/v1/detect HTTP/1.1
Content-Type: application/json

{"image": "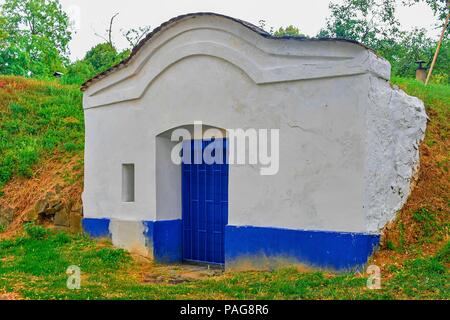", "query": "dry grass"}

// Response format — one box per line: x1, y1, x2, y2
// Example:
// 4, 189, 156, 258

0, 153, 83, 239
370, 78, 450, 276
